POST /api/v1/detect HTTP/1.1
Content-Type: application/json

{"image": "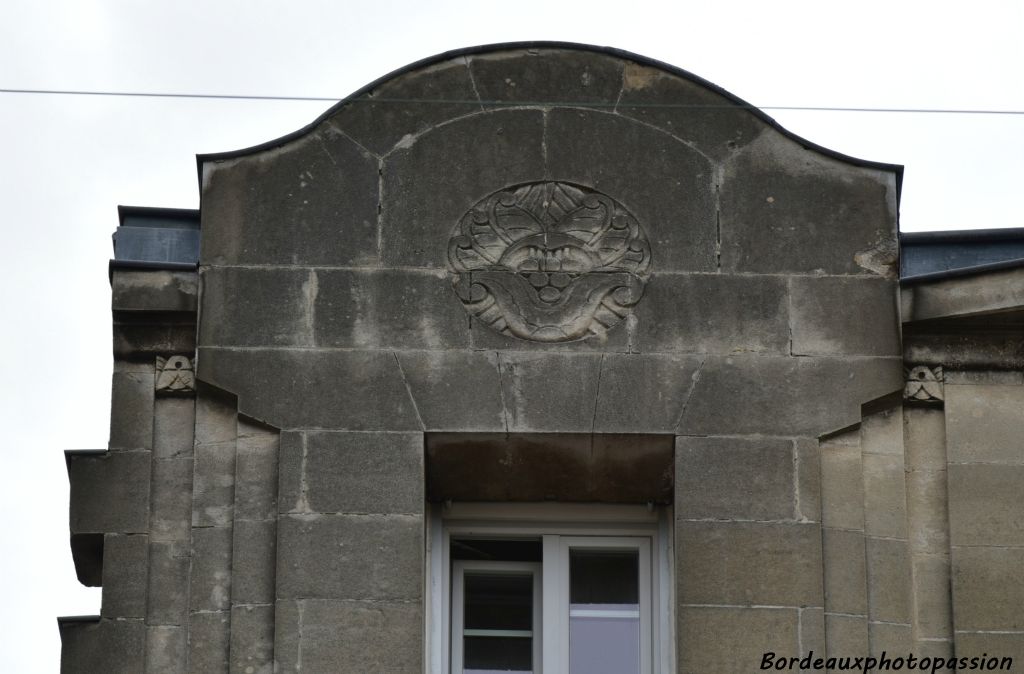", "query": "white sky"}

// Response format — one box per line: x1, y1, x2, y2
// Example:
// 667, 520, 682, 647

1, 1, 1022, 669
